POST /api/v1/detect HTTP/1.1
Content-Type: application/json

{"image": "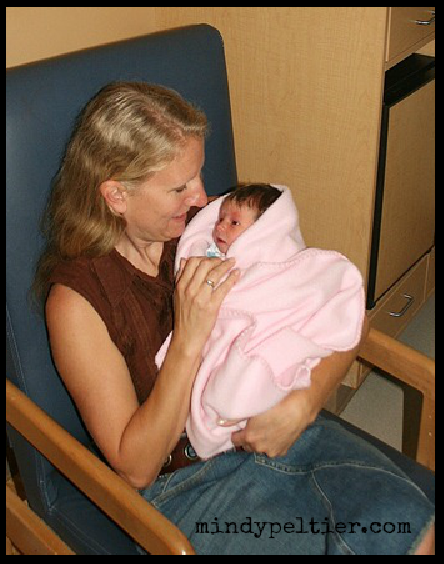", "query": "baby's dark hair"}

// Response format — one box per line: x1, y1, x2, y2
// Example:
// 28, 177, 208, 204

224, 184, 282, 219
